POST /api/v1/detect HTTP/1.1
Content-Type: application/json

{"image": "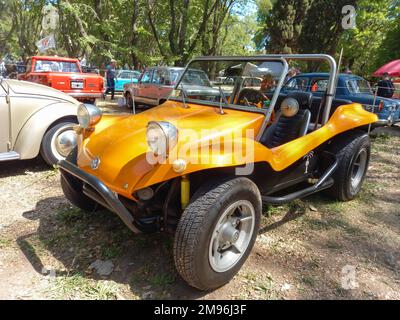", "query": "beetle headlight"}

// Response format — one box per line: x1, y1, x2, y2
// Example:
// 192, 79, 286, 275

77, 103, 102, 129
146, 121, 178, 157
